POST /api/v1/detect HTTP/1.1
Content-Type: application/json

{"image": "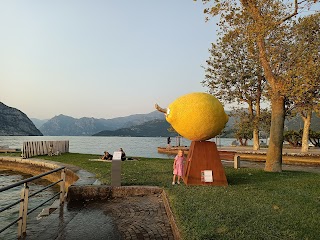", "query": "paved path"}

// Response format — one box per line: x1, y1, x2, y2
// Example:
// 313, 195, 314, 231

25, 195, 173, 240
25, 202, 120, 240
103, 196, 174, 240
219, 145, 320, 173
222, 159, 320, 173
219, 146, 320, 155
